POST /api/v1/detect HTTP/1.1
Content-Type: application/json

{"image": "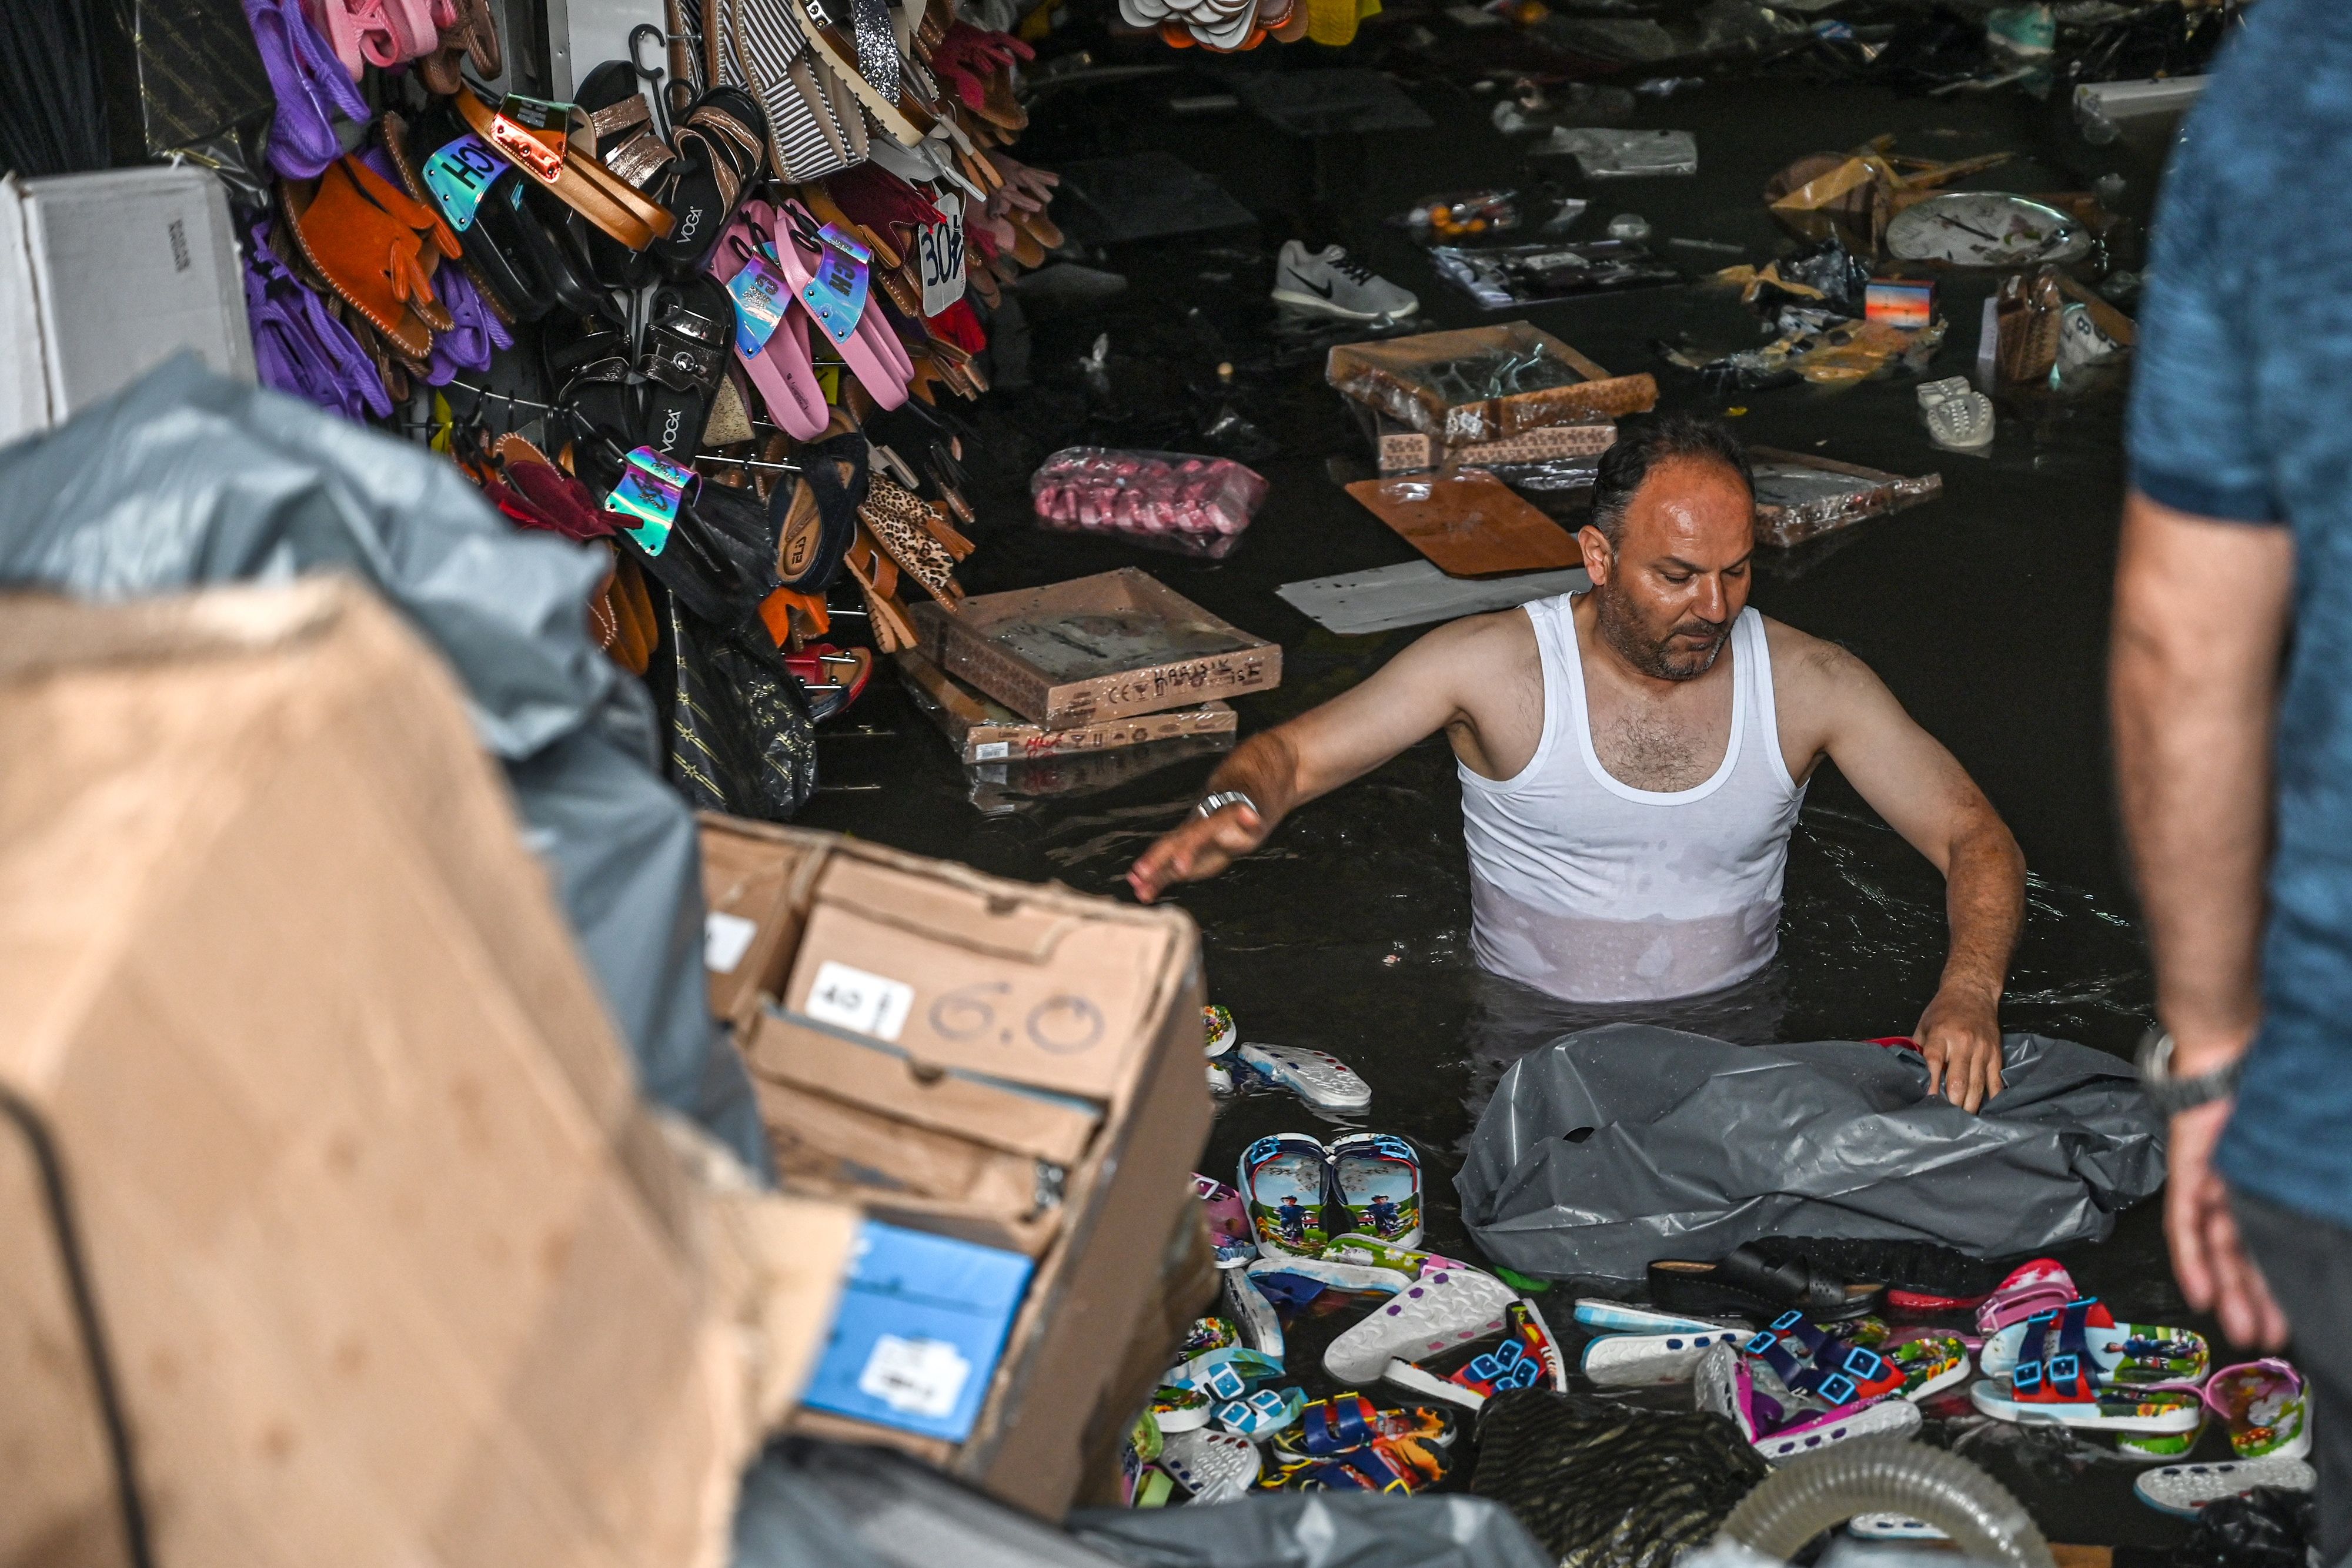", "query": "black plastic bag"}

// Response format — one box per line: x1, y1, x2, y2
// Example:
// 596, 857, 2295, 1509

2171, 1487, 2316, 1568
665, 598, 818, 821
1469, 1390, 1767, 1568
